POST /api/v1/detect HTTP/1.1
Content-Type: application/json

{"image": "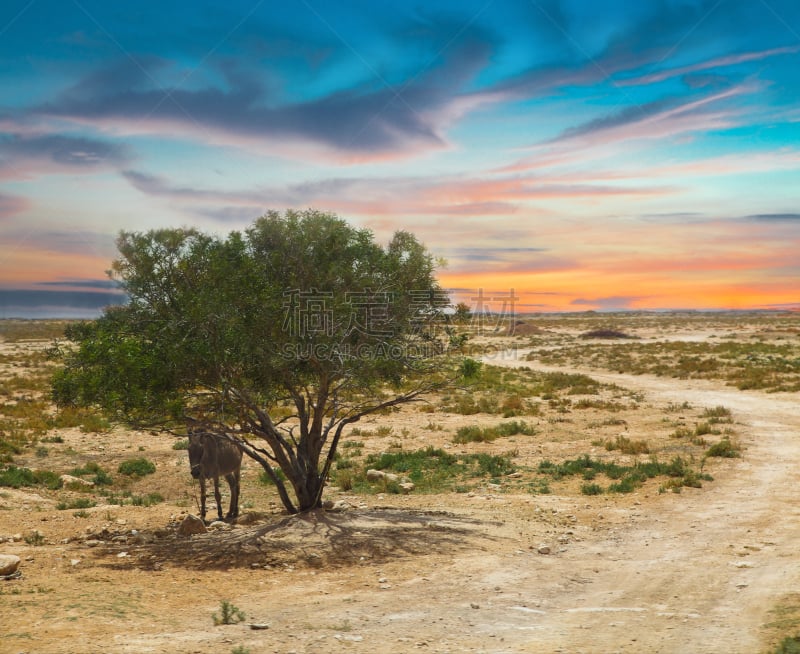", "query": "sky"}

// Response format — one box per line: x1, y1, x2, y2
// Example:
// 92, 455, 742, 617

1, 0, 799, 317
